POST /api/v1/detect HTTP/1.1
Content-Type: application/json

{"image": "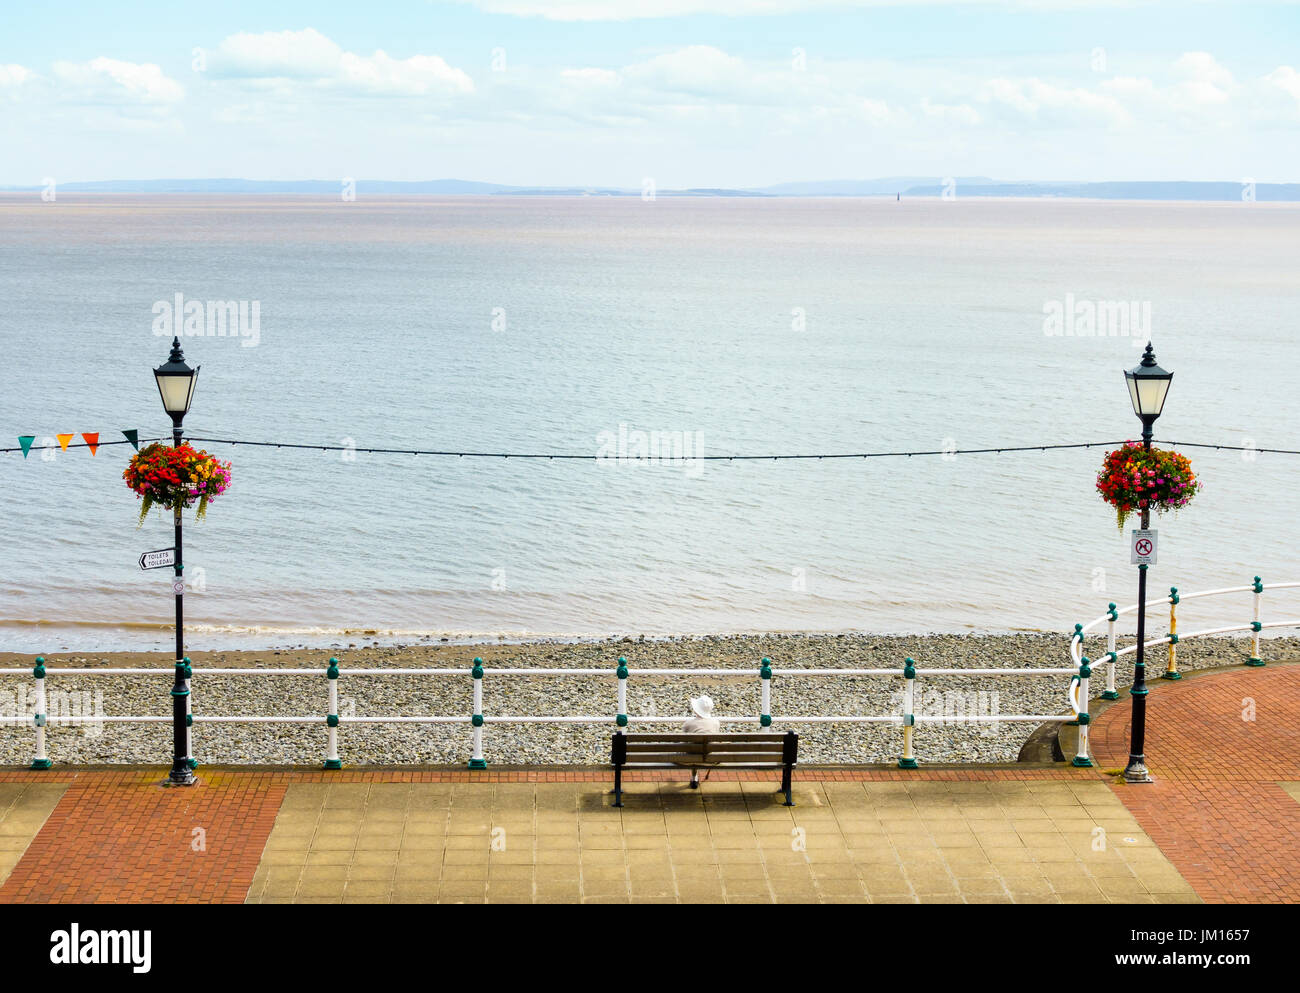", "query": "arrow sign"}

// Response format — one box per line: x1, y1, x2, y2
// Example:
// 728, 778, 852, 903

139, 548, 176, 570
